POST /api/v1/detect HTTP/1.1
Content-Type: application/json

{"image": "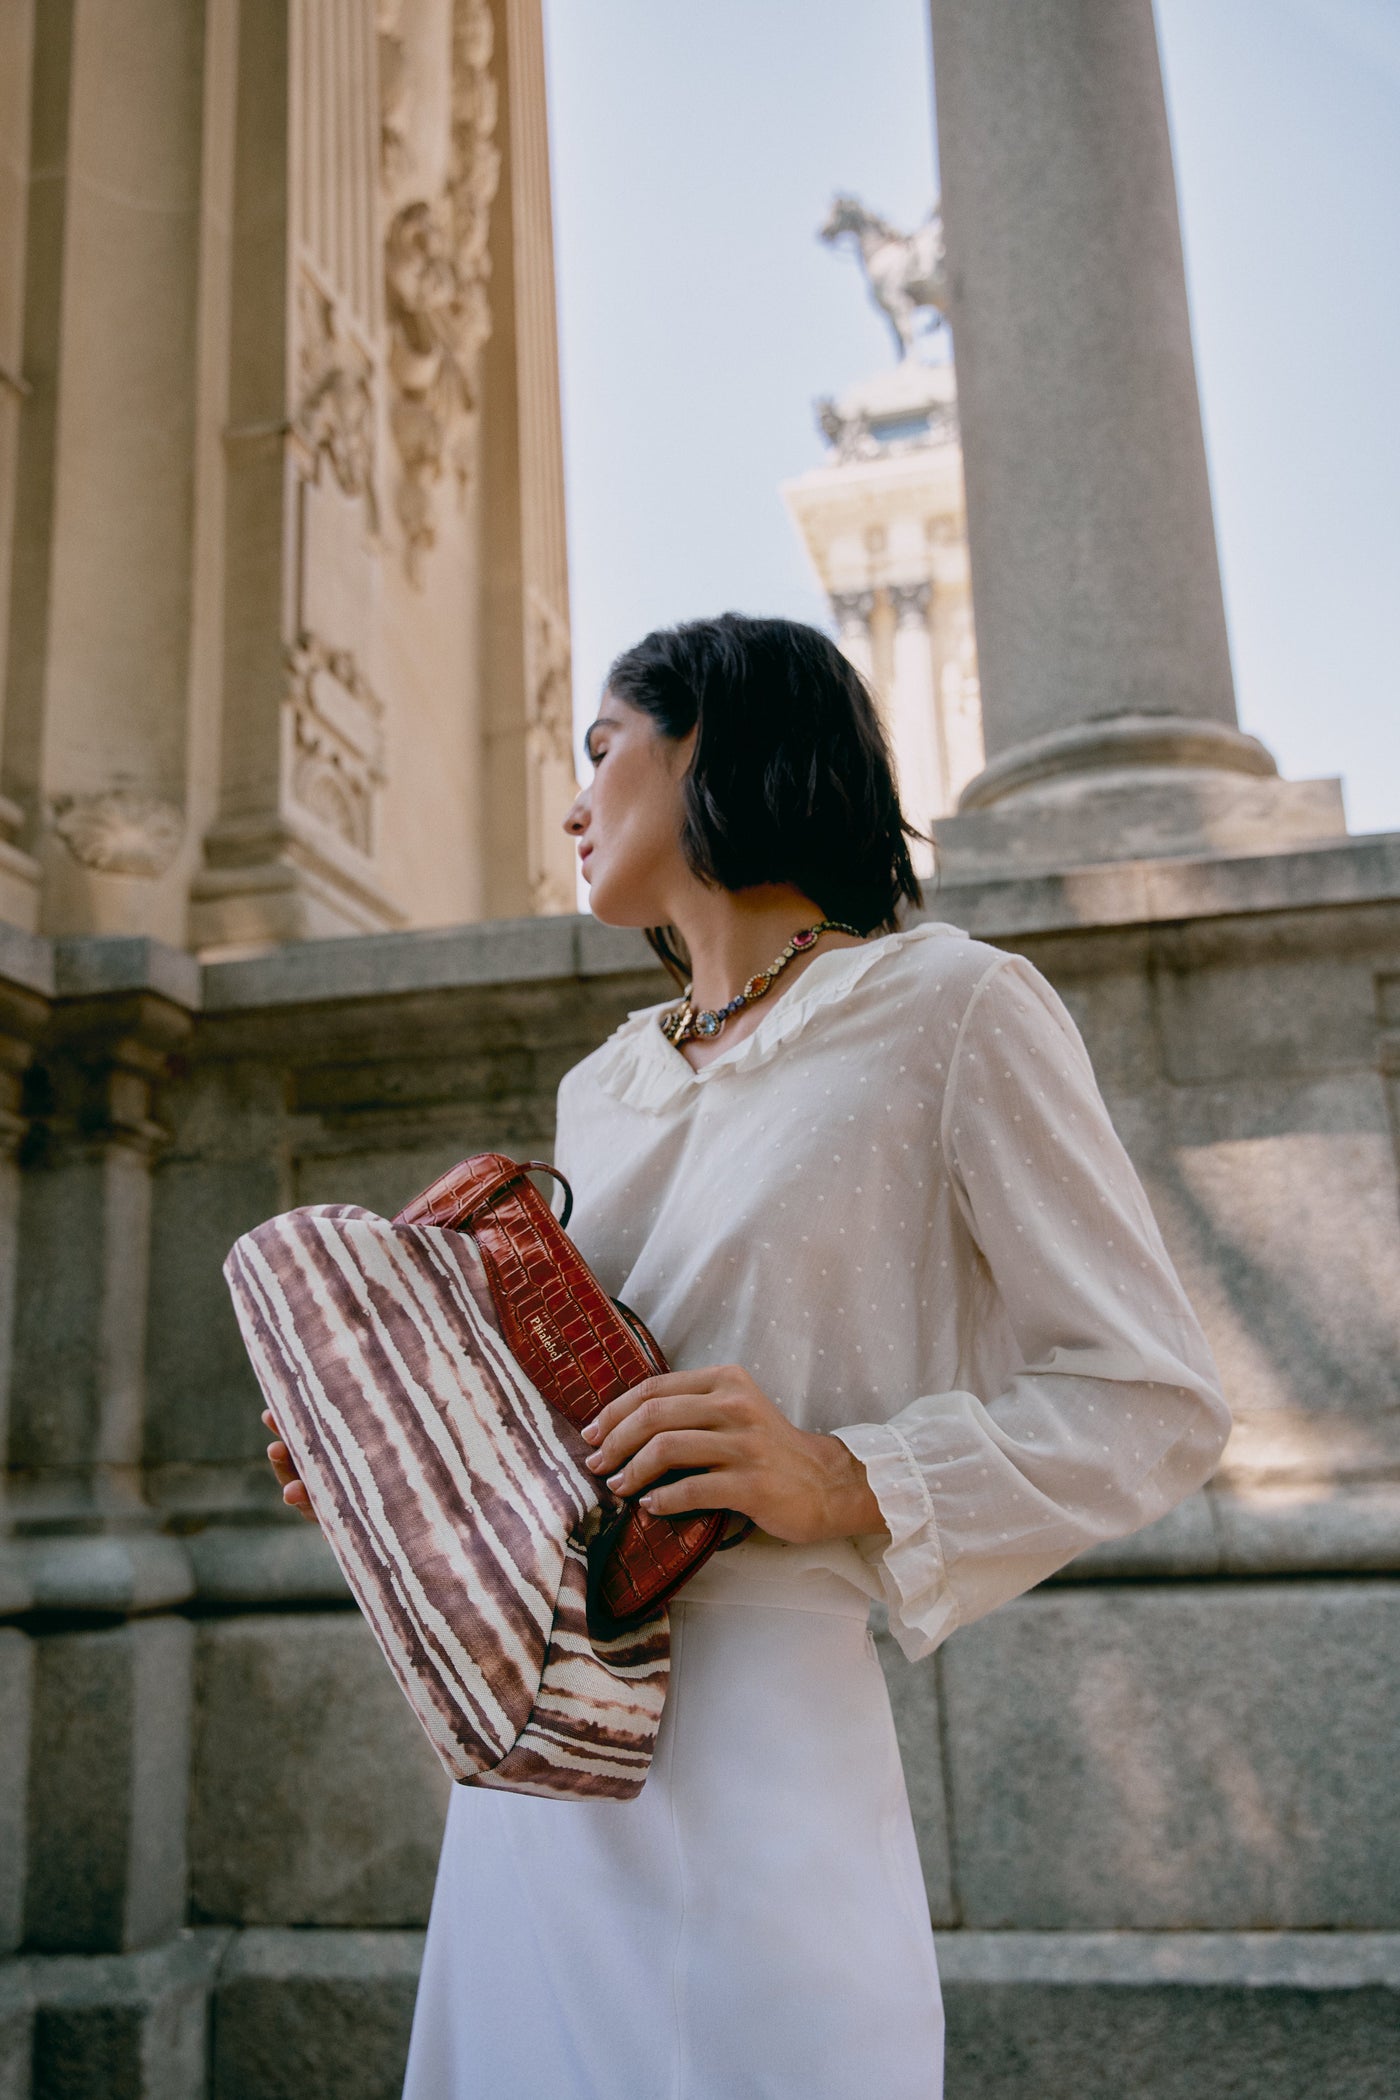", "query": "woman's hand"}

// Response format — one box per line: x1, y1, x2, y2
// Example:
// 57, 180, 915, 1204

262, 1409, 321, 1527
582, 1365, 884, 1546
